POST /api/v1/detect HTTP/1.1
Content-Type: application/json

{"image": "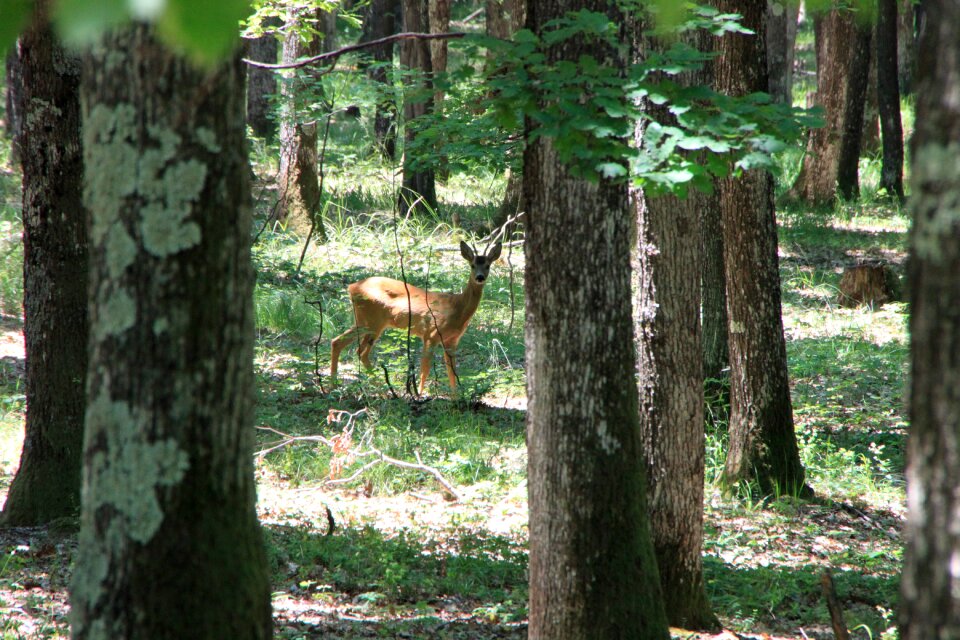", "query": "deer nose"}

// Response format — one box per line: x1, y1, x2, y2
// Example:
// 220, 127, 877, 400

476, 274, 486, 283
